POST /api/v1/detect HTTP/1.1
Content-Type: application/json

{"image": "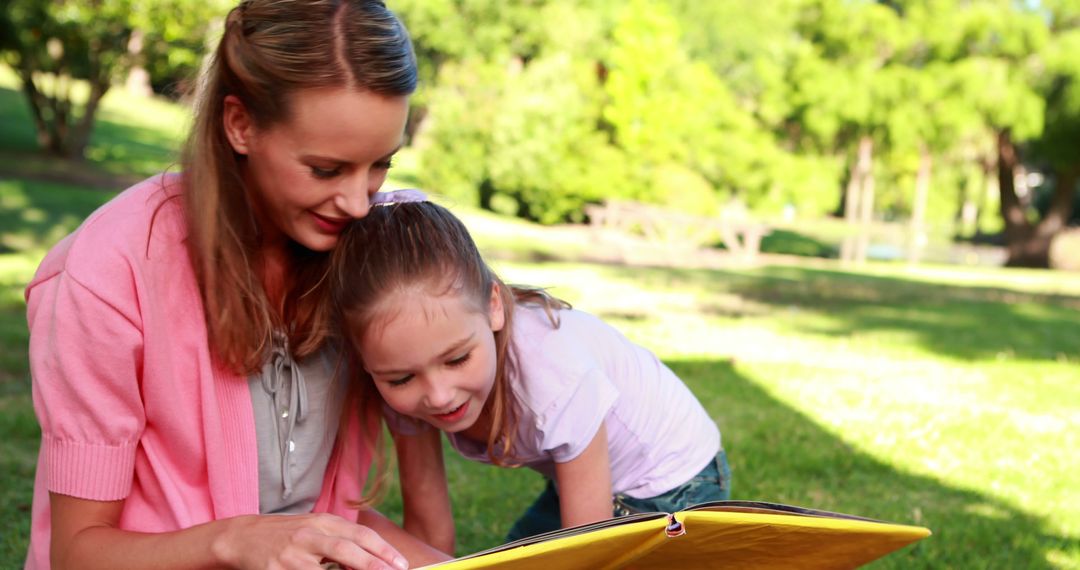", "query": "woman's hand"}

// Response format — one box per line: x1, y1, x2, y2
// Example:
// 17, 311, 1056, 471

50, 493, 408, 570
215, 513, 410, 570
